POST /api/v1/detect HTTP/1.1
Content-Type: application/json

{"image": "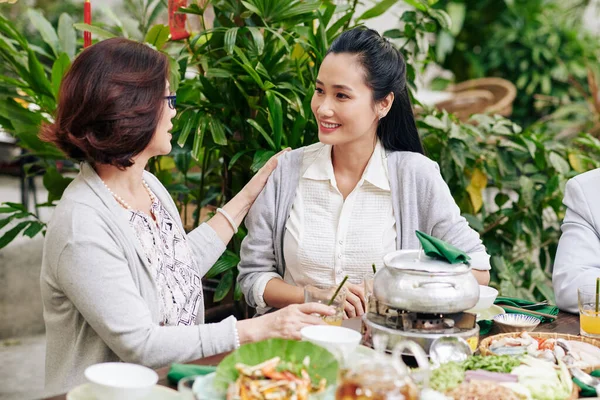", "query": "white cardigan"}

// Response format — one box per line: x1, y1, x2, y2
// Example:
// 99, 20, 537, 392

553, 168, 600, 313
